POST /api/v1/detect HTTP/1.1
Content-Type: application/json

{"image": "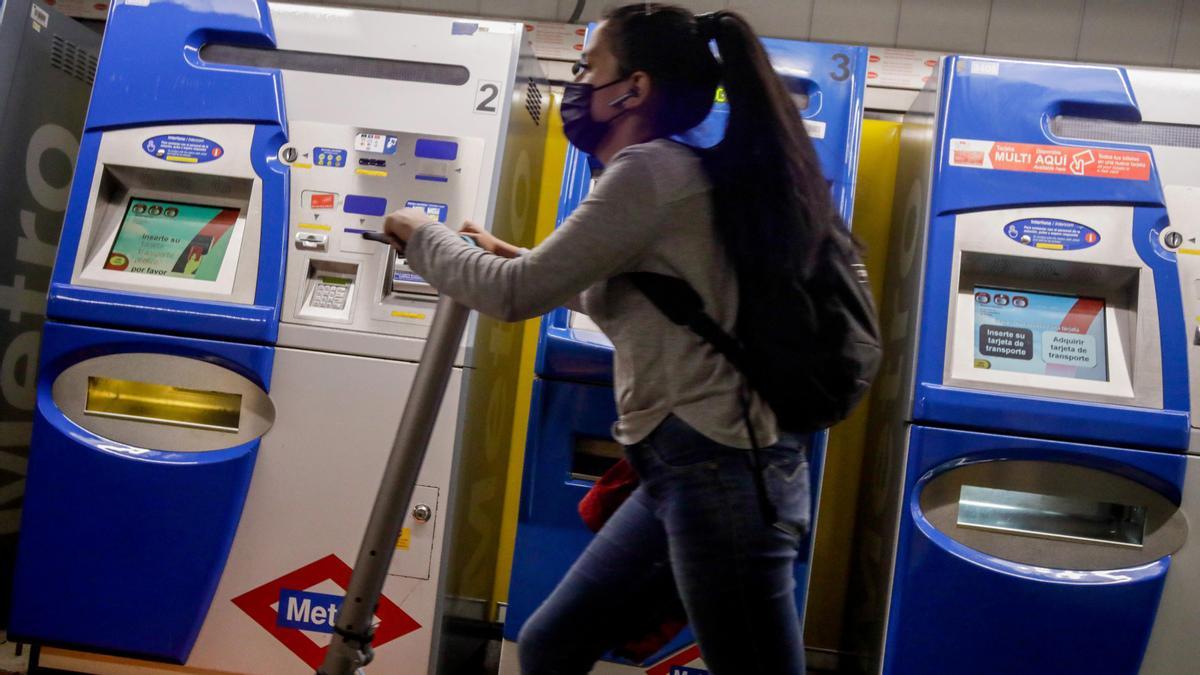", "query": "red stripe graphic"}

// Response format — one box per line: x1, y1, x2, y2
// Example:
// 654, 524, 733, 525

645, 644, 704, 675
